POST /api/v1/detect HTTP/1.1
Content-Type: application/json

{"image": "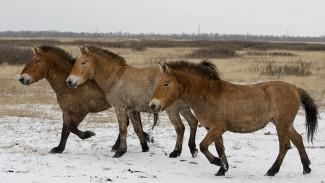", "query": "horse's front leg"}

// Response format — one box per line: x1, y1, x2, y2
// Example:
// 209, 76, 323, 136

50, 112, 71, 153
69, 113, 96, 139
180, 107, 199, 157
214, 136, 229, 176
200, 128, 226, 175
165, 109, 185, 158
113, 108, 128, 158
127, 111, 149, 152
